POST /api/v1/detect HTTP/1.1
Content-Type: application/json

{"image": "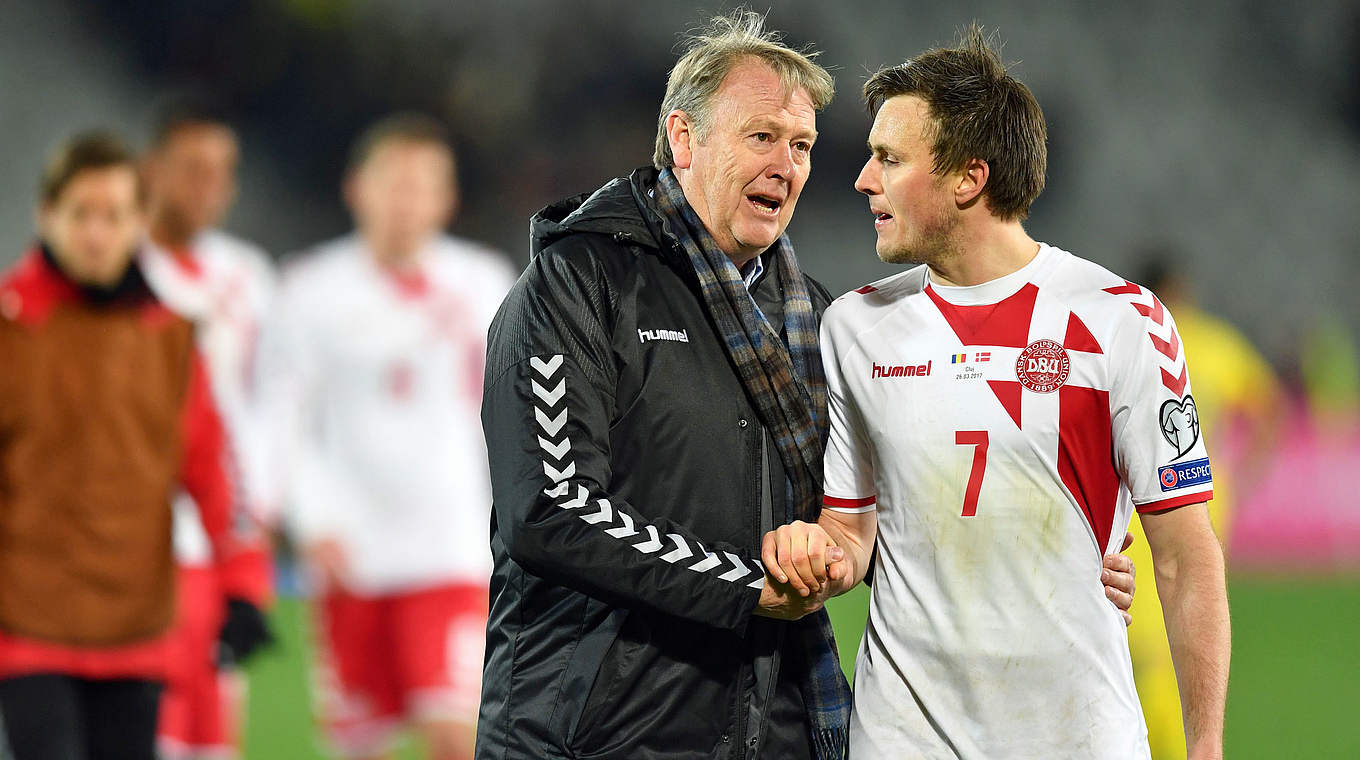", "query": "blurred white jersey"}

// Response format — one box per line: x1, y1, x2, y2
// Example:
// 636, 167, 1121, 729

259, 234, 517, 594
820, 244, 1213, 760
141, 230, 275, 566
